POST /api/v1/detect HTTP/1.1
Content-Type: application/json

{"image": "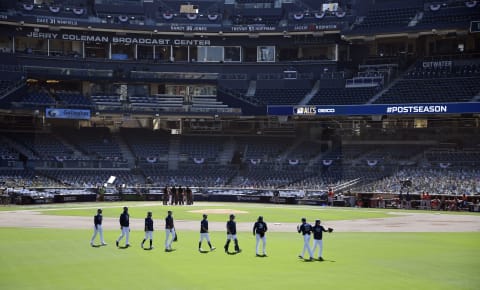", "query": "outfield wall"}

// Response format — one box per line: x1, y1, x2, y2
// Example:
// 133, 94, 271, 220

4, 188, 477, 212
